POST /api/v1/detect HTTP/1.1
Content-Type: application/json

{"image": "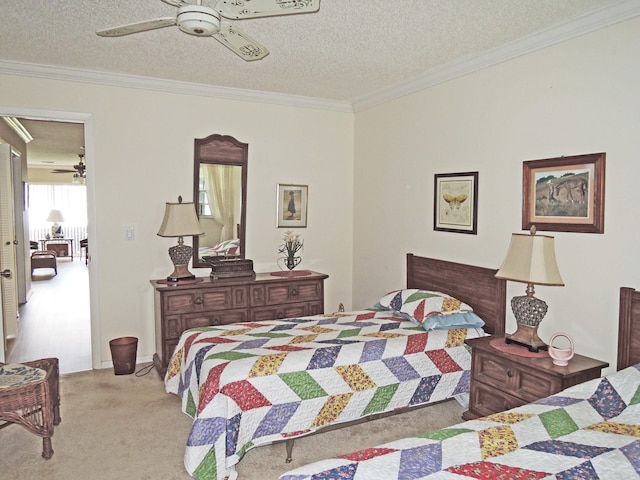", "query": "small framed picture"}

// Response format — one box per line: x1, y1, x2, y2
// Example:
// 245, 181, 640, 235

522, 152, 605, 233
434, 172, 478, 234
277, 184, 308, 228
